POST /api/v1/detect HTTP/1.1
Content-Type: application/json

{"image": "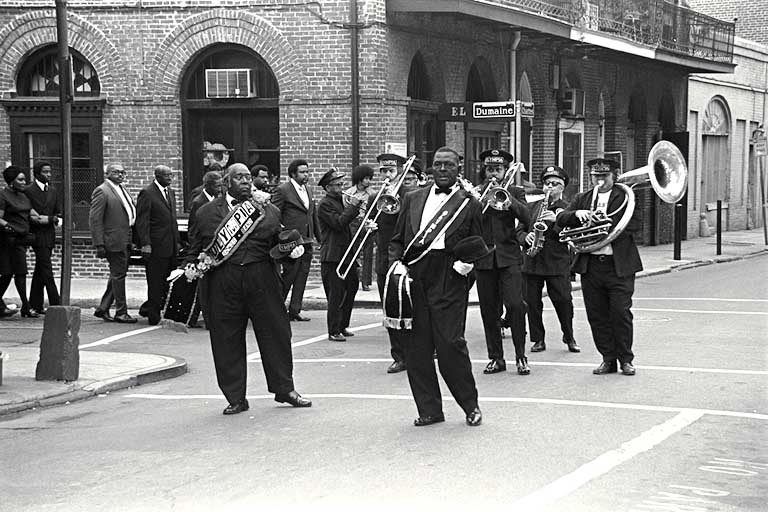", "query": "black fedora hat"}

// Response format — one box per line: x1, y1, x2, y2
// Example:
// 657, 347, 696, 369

453, 236, 495, 263
269, 229, 306, 259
